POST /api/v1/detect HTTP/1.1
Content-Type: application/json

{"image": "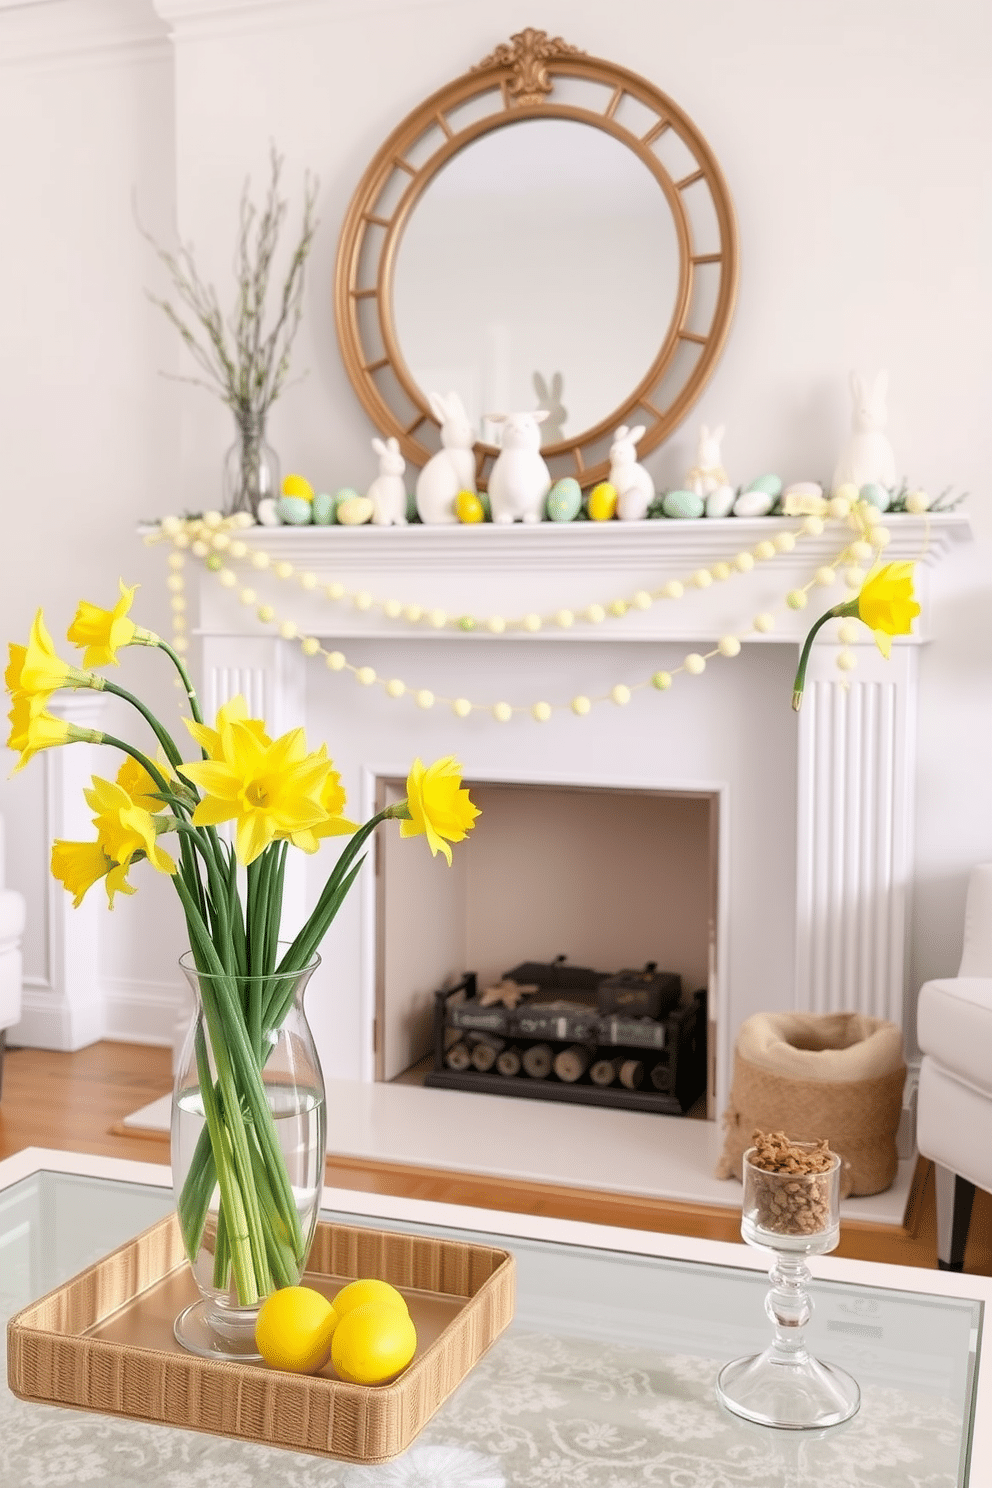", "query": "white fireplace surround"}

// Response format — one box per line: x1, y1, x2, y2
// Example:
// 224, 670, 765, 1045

160, 511, 965, 1124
